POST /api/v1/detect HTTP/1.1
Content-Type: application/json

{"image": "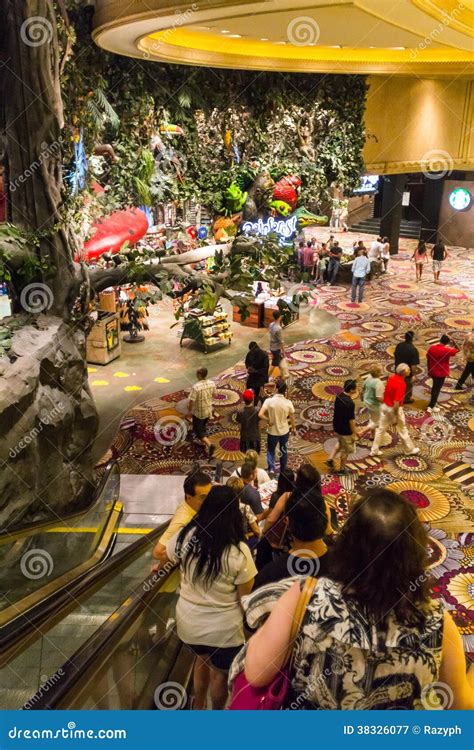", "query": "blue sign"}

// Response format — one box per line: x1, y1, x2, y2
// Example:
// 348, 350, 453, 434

241, 215, 298, 240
